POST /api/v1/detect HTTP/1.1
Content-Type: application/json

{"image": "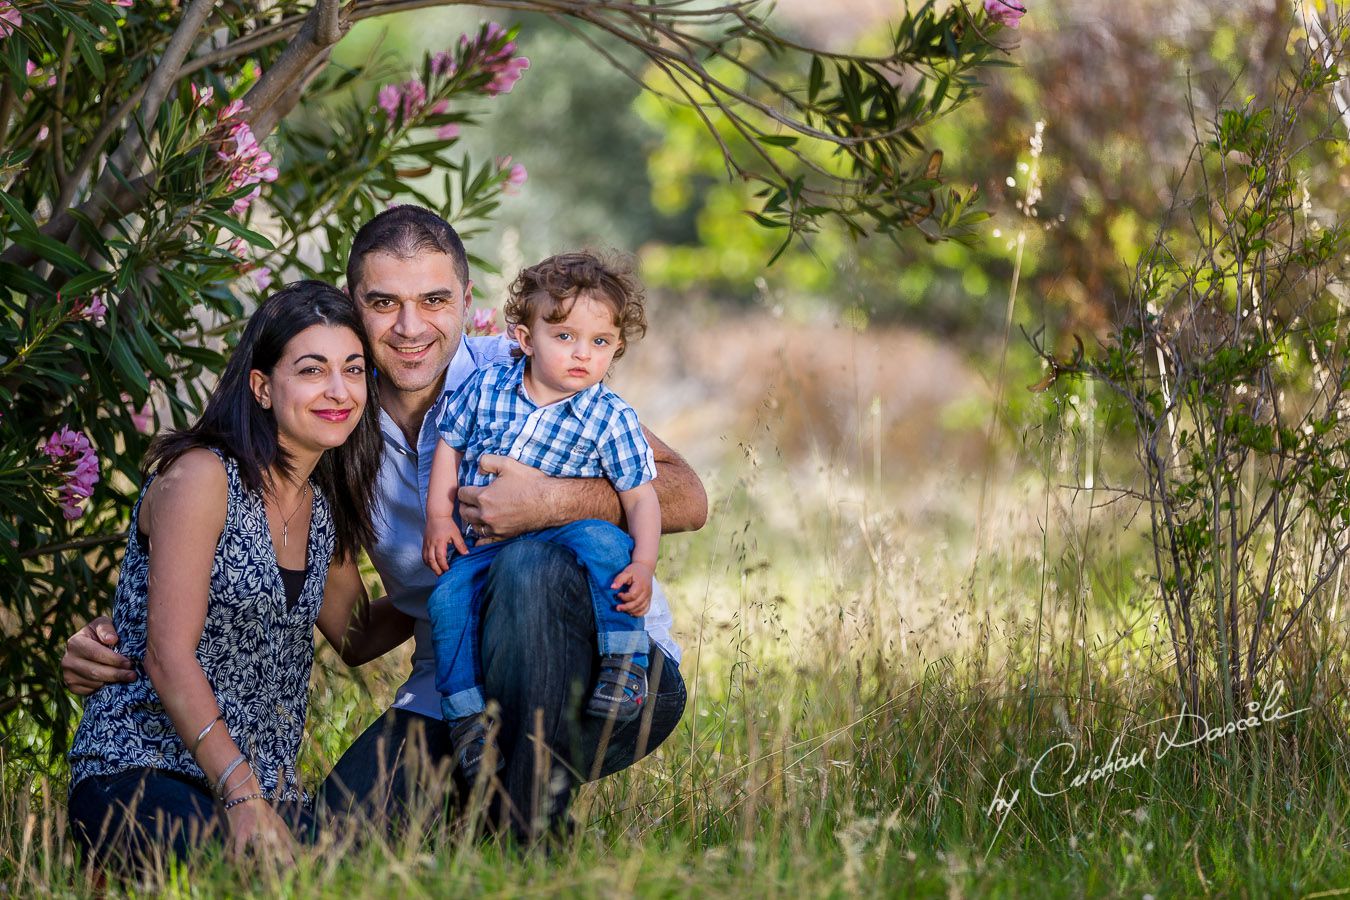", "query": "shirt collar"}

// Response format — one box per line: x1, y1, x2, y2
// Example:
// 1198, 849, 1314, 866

507, 357, 605, 420
376, 338, 486, 459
